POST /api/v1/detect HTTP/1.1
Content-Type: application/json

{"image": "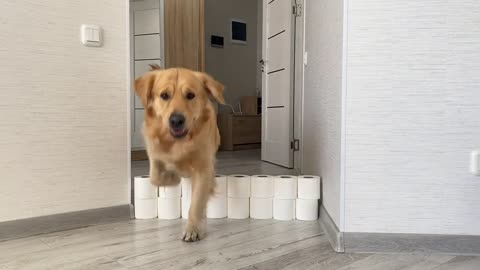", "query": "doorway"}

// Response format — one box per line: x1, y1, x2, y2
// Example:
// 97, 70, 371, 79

129, 0, 304, 177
